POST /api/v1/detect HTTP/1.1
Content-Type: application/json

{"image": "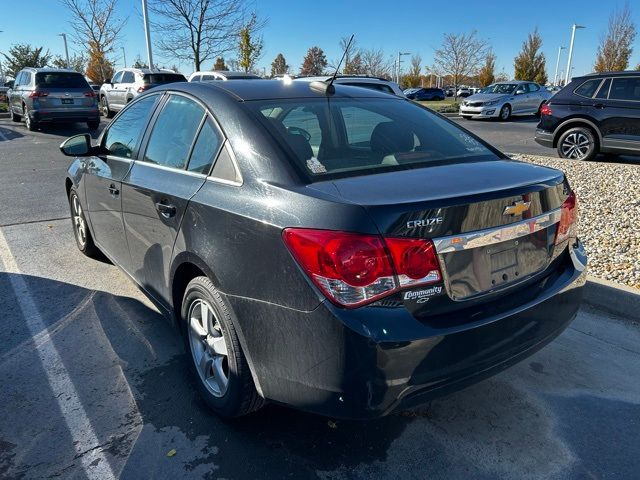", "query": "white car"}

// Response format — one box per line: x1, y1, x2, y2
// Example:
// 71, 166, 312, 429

188, 71, 261, 82
460, 81, 553, 120
294, 75, 404, 97
457, 87, 472, 97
